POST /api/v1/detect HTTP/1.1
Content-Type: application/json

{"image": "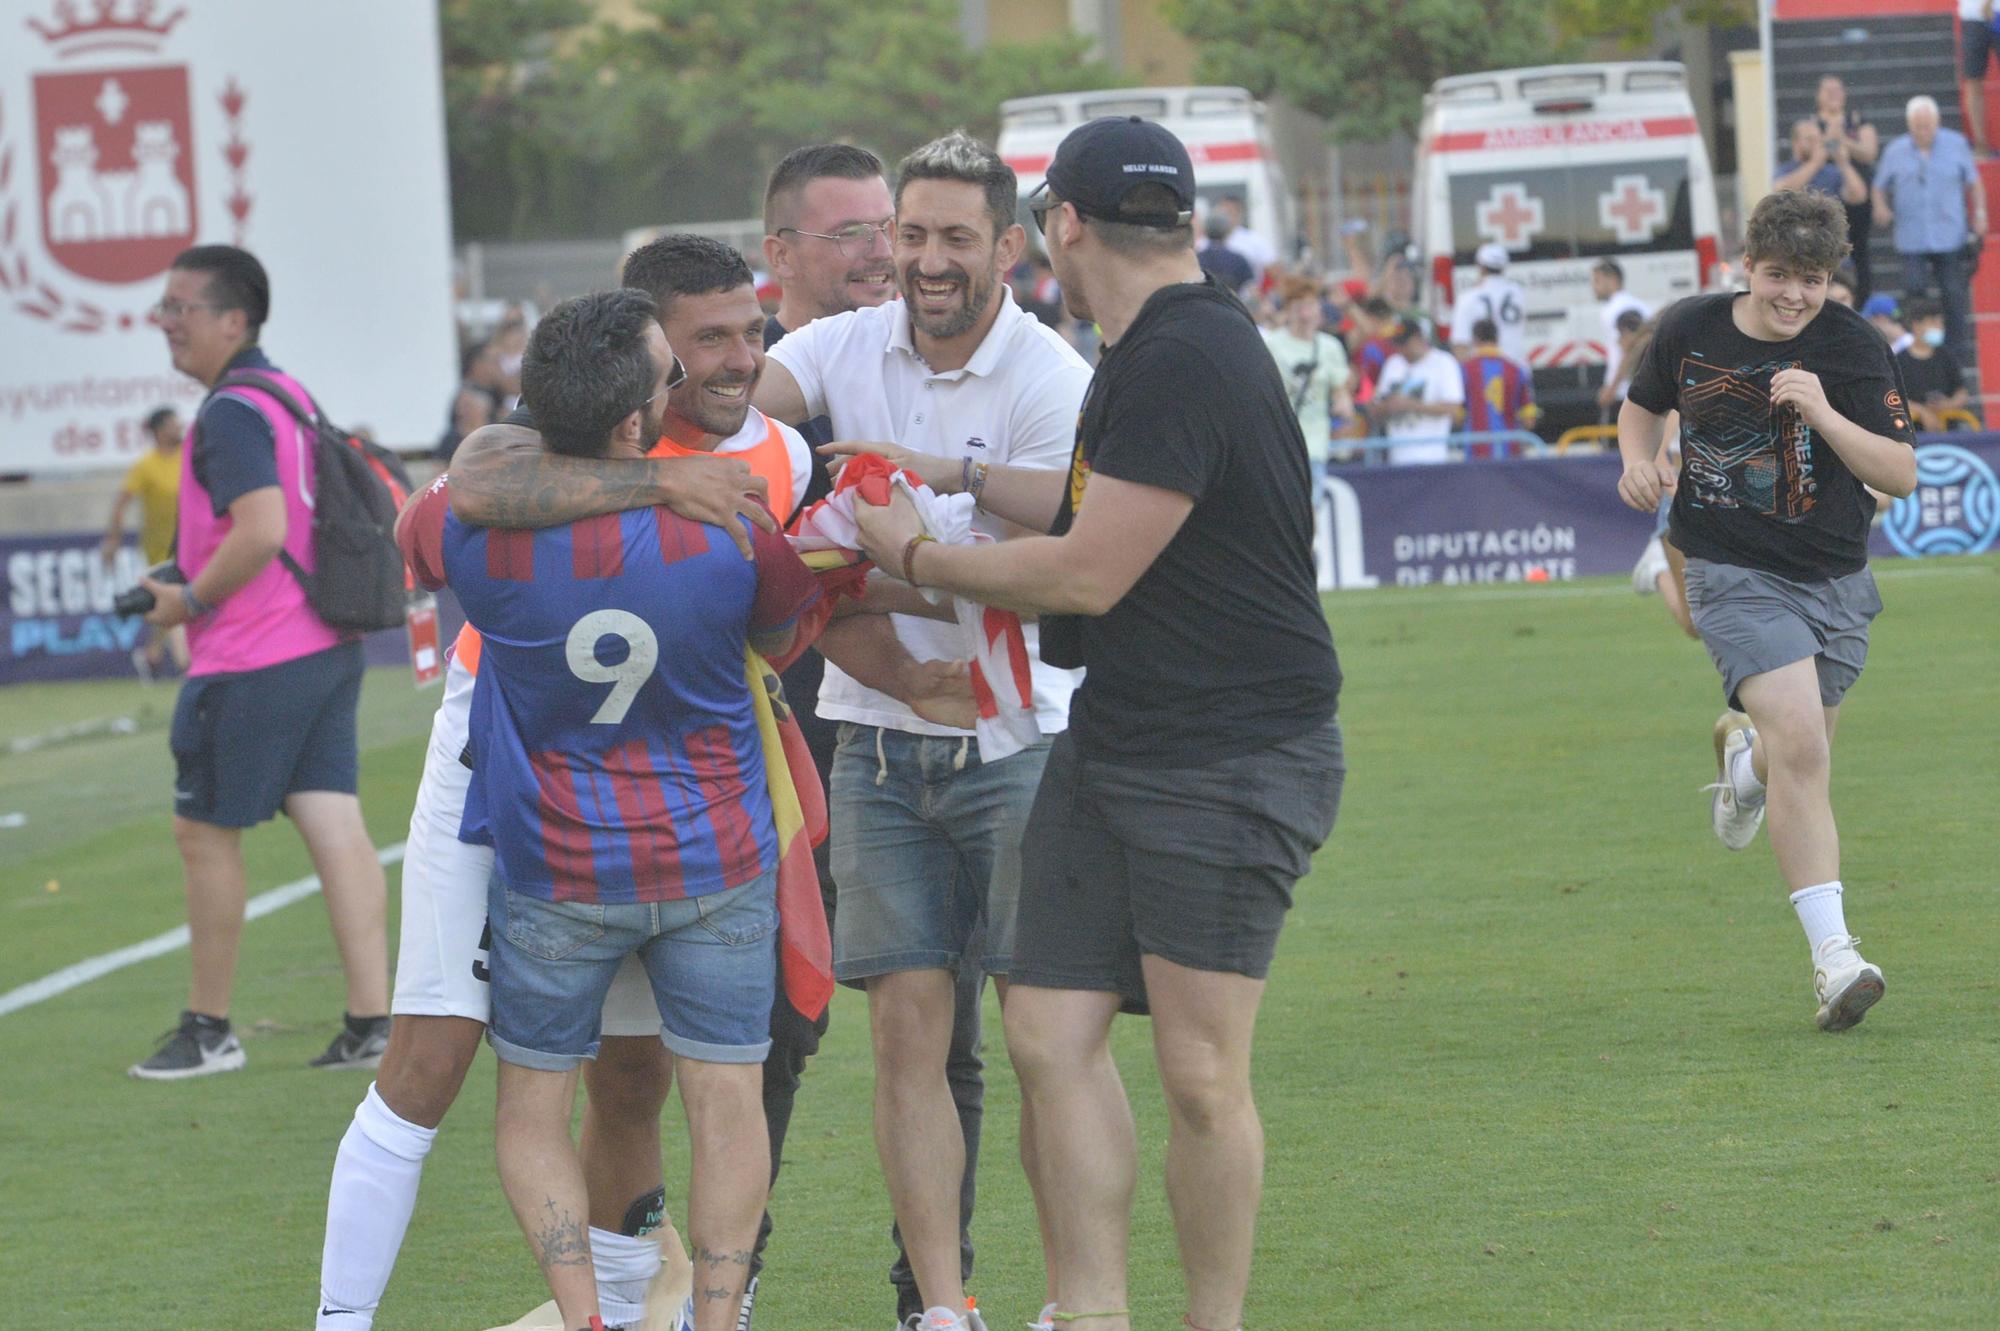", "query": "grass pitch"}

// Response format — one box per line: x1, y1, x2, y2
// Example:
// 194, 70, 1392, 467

1, 556, 1996, 1329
